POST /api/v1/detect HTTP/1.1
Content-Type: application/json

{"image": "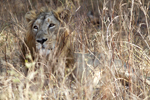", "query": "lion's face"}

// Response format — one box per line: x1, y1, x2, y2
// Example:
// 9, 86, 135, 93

24, 7, 70, 57
32, 12, 60, 55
